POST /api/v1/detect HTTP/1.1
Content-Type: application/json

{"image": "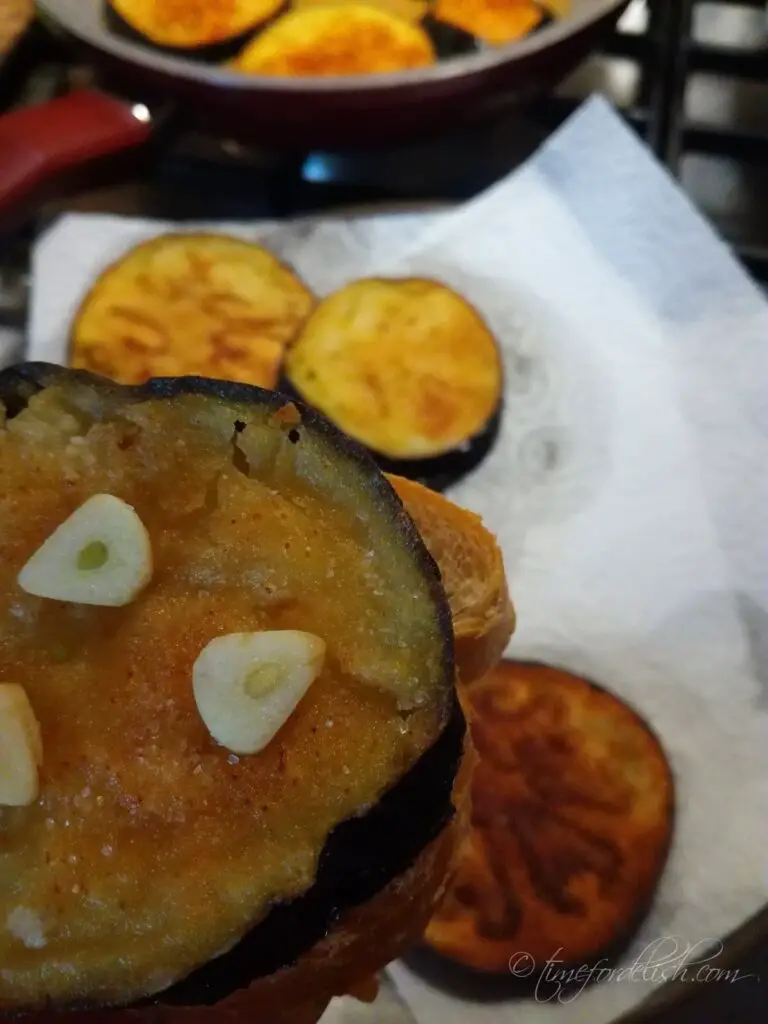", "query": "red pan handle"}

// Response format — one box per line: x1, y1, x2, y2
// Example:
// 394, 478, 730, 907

0, 89, 152, 225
